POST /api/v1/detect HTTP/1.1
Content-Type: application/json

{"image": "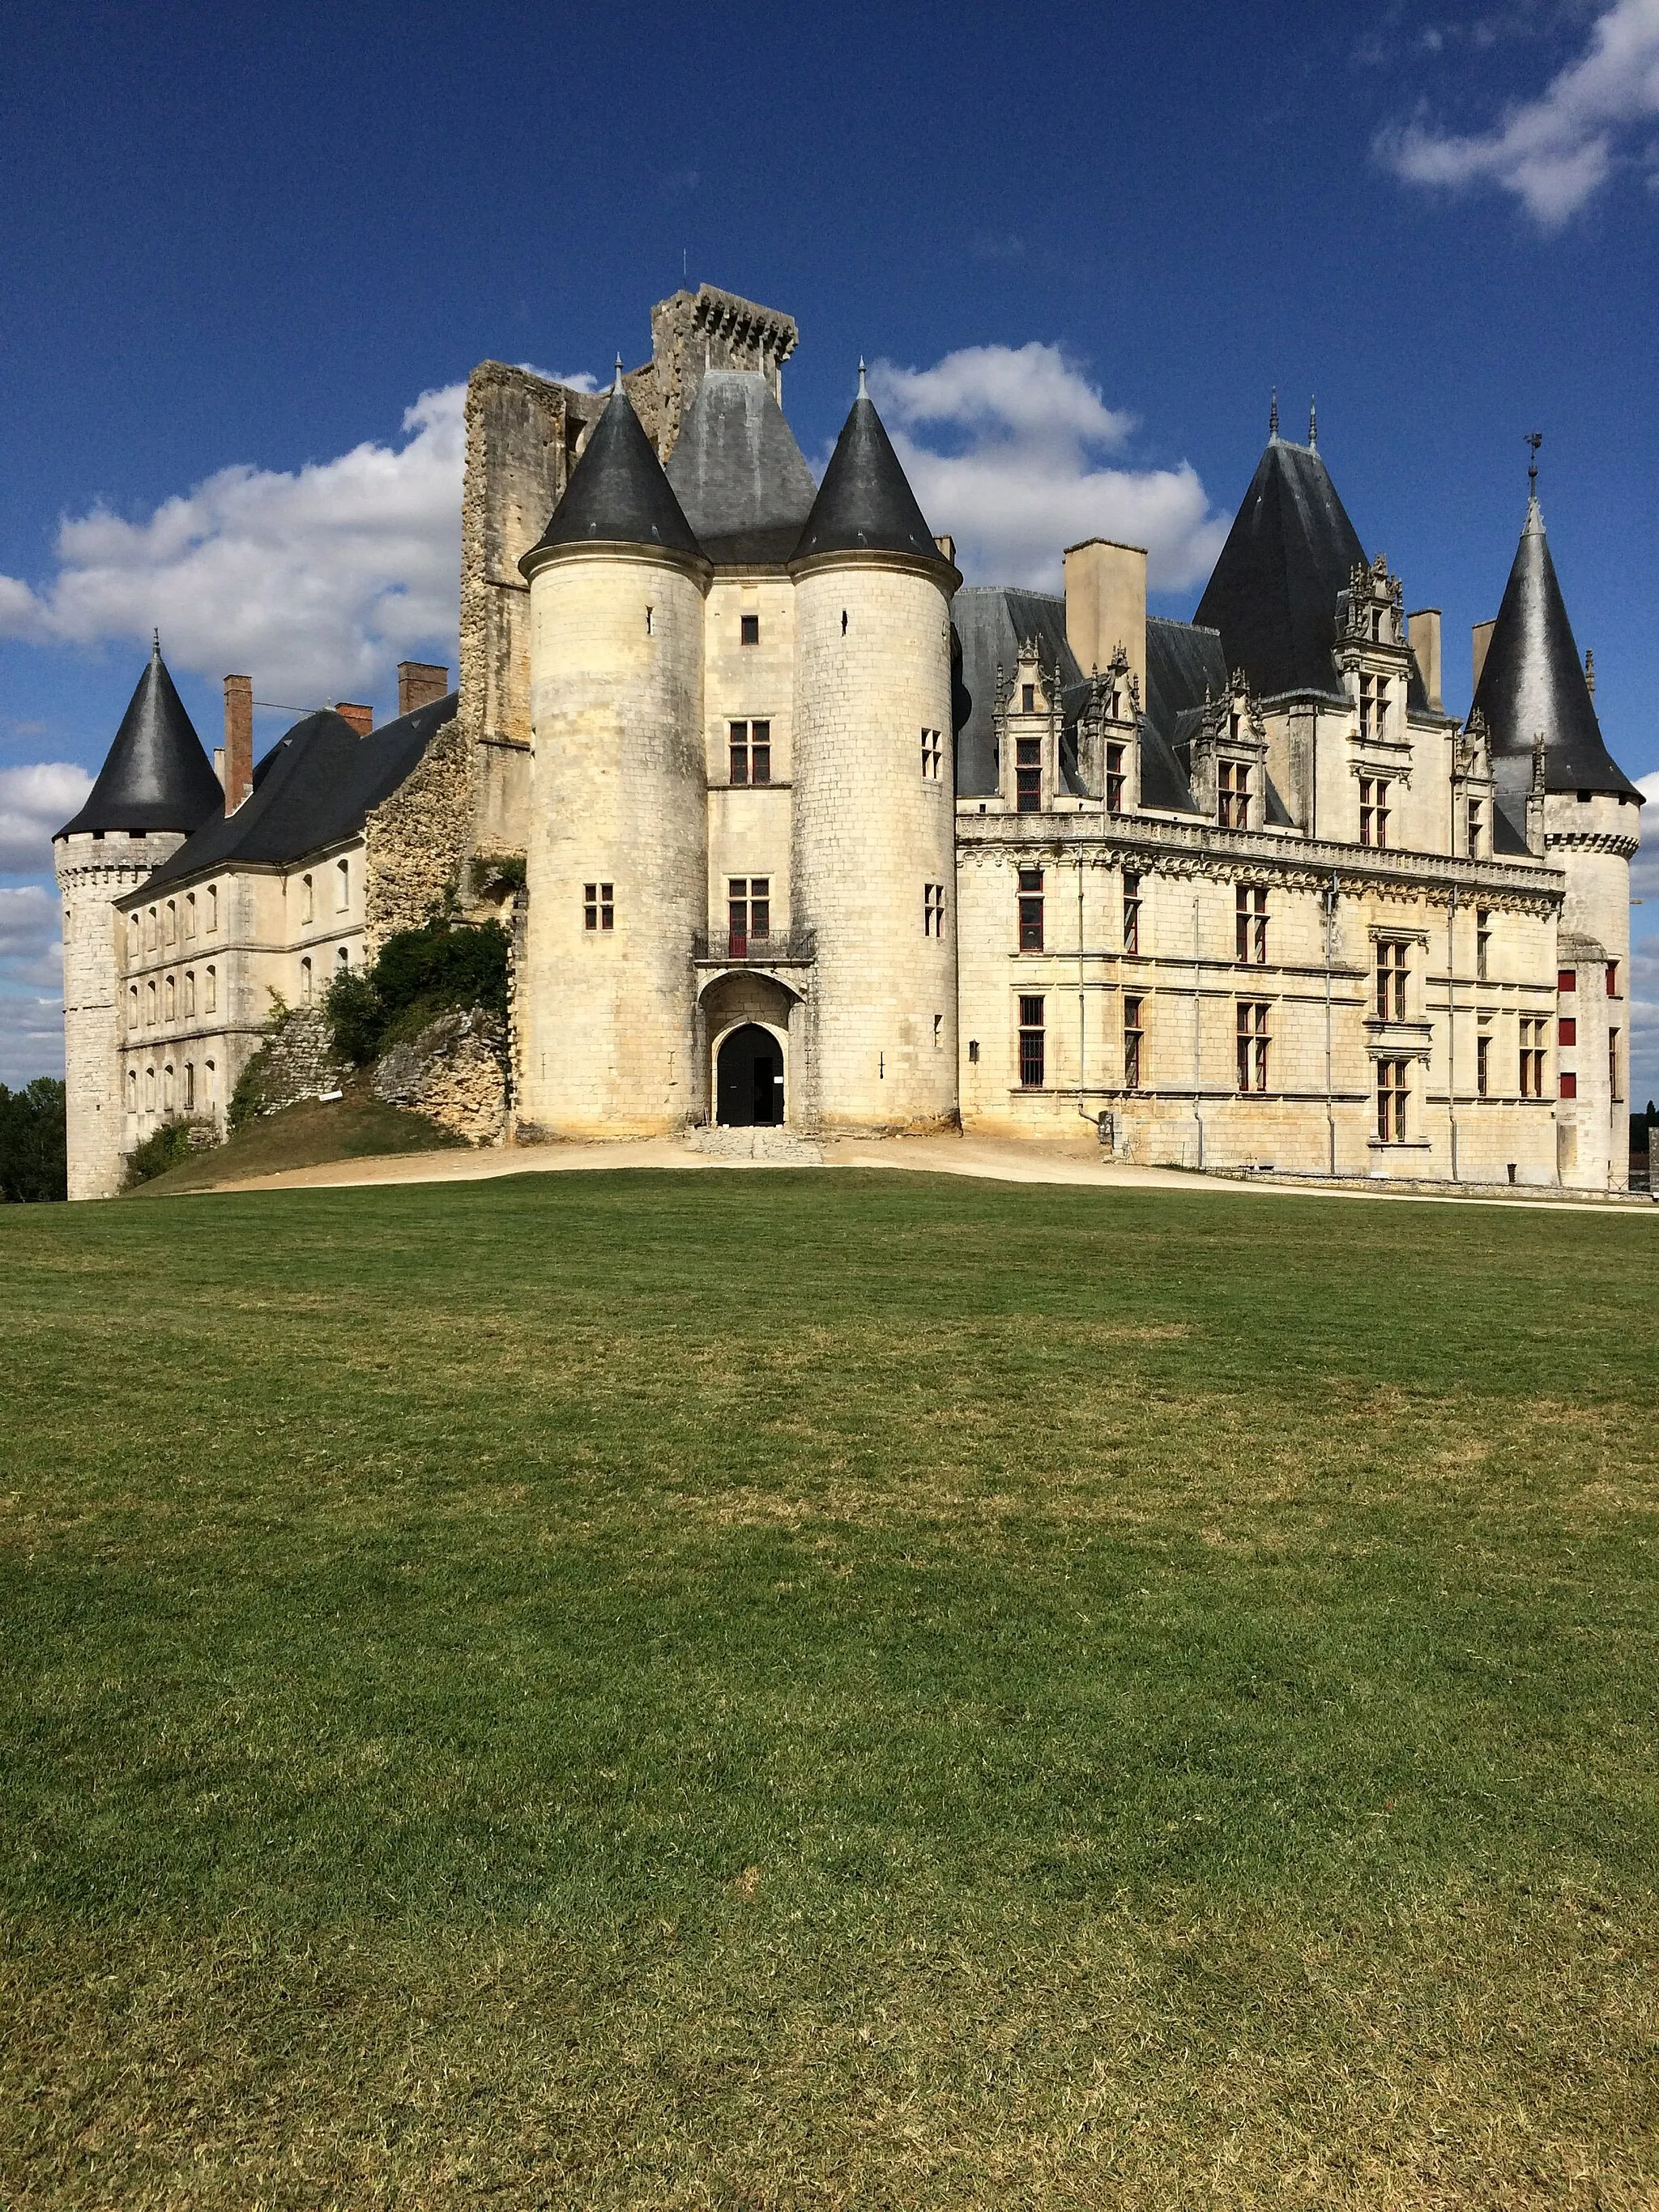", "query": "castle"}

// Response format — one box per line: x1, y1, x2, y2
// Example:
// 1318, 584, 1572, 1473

54, 283, 1642, 1199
